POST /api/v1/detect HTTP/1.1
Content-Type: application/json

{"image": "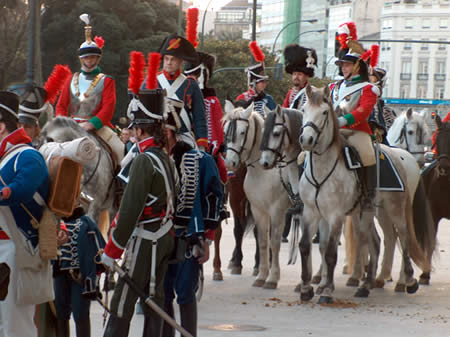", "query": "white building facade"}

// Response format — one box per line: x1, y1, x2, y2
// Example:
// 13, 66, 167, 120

380, 0, 450, 104
258, 0, 285, 53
